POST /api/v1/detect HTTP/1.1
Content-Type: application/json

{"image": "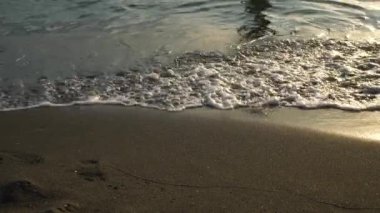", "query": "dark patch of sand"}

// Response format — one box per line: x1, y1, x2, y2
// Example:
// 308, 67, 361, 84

0, 180, 46, 204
